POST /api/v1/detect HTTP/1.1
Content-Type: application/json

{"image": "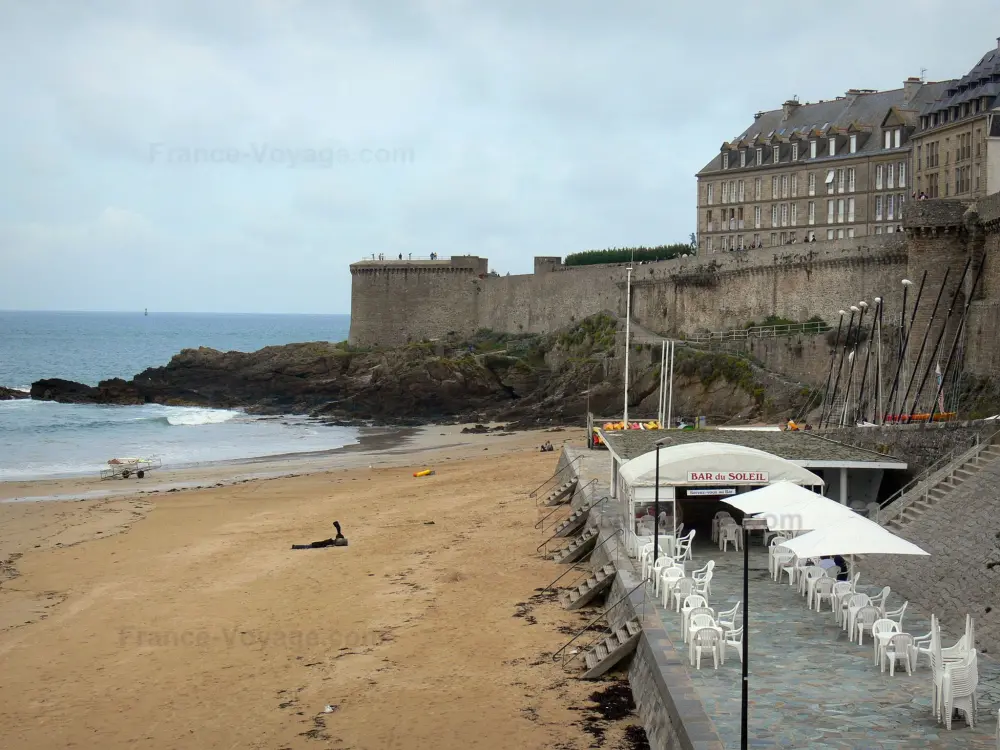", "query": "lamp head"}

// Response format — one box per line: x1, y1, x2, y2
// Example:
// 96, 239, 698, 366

874, 297, 882, 304
838, 310, 847, 316
858, 301, 868, 308
850, 305, 860, 312
902, 279, 913, 286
